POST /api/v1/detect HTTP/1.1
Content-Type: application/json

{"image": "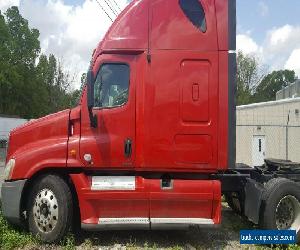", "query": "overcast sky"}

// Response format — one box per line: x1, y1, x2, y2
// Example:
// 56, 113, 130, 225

1, 0, 300, 89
